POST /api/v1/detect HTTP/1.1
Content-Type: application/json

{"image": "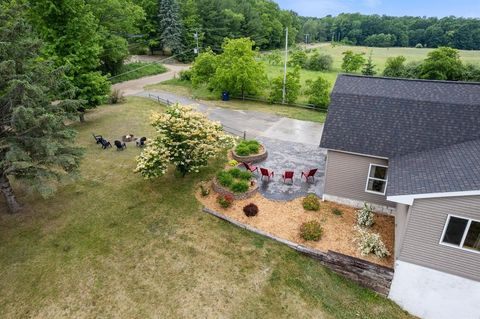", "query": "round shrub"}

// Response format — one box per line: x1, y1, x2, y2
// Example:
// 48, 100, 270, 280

217, 194, 234, 208
356, 203, 375, 227
217, 171, 234, 187
235, 145, 250, 156
300, 221, 323, 241
238, 171, 253, 180
231, 181, 249, 193
243, 203, 259, 217
331, 207, 343, 216
302, 194, 320, 211
228, 159, 238, 167
229, 168, 242, 178
355, 226, 390, 258
235, 140, 260, 156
